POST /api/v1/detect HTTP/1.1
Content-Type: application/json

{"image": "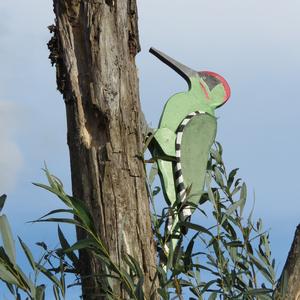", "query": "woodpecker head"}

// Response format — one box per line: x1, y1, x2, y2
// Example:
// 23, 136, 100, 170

149, 47, 230, 110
